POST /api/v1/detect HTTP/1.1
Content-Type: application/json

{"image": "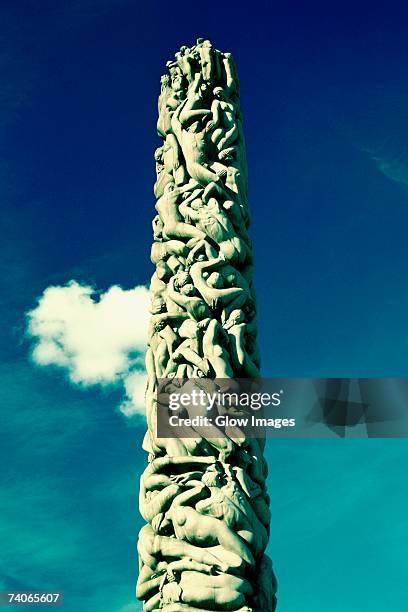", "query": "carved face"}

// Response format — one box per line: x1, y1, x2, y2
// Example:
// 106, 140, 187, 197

152, 216, 163, 240
163, 182, 175, 194
151, 297, 165, 315
207, 272, 223, 288
154, 146, 163, 161
180, 283, 195, 296
228, 309, 245, 325
191, 198, 203, 210
157, 261, 171, 280
160, 75, 170, 91
153, 320, 166, 333
171, 72, 184, 91
202, 464, 224, 487
175, 270, 190, 287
